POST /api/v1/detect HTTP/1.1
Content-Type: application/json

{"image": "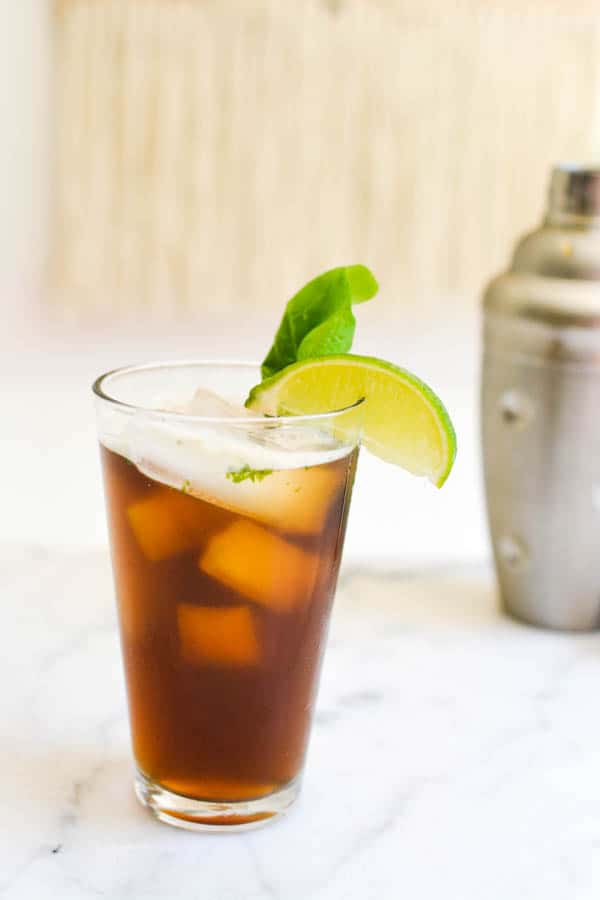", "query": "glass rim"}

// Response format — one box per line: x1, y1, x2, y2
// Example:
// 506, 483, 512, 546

92, 359, 365, 425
